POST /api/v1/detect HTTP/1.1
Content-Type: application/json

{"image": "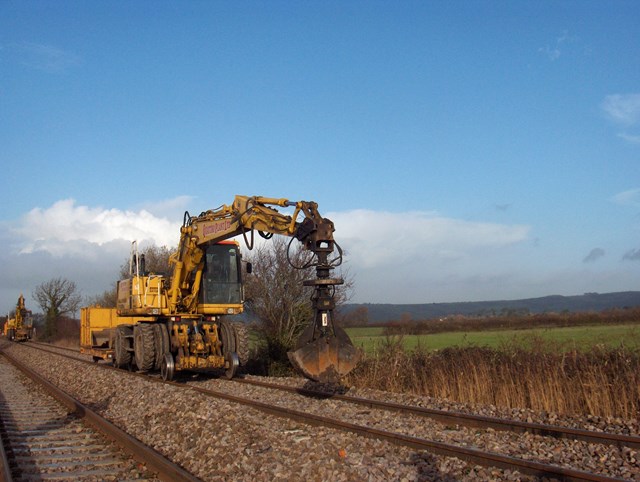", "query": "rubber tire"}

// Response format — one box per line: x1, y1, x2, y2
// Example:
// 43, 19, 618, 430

153, 323, 170, 371
114, 325, 133, 368
231, 322, 249, 366
134, 323, 156, 372
218, 320, 235, 355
